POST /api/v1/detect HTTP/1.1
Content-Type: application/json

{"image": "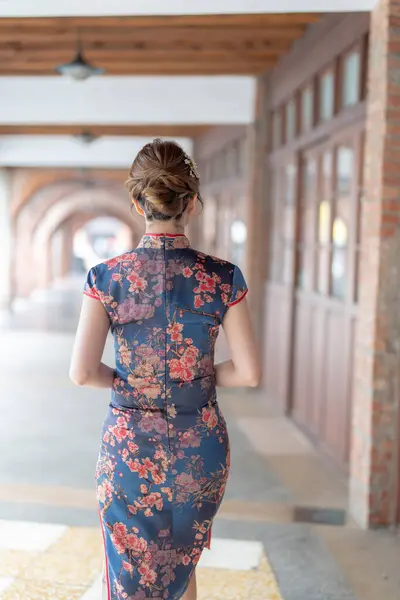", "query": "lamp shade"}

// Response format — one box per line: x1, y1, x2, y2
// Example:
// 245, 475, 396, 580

56, 51, 105, 81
